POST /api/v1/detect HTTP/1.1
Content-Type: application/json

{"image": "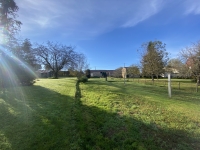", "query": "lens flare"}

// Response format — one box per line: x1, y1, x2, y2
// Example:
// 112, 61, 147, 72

0, 27, 9, 45
0, 48, 38, 92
